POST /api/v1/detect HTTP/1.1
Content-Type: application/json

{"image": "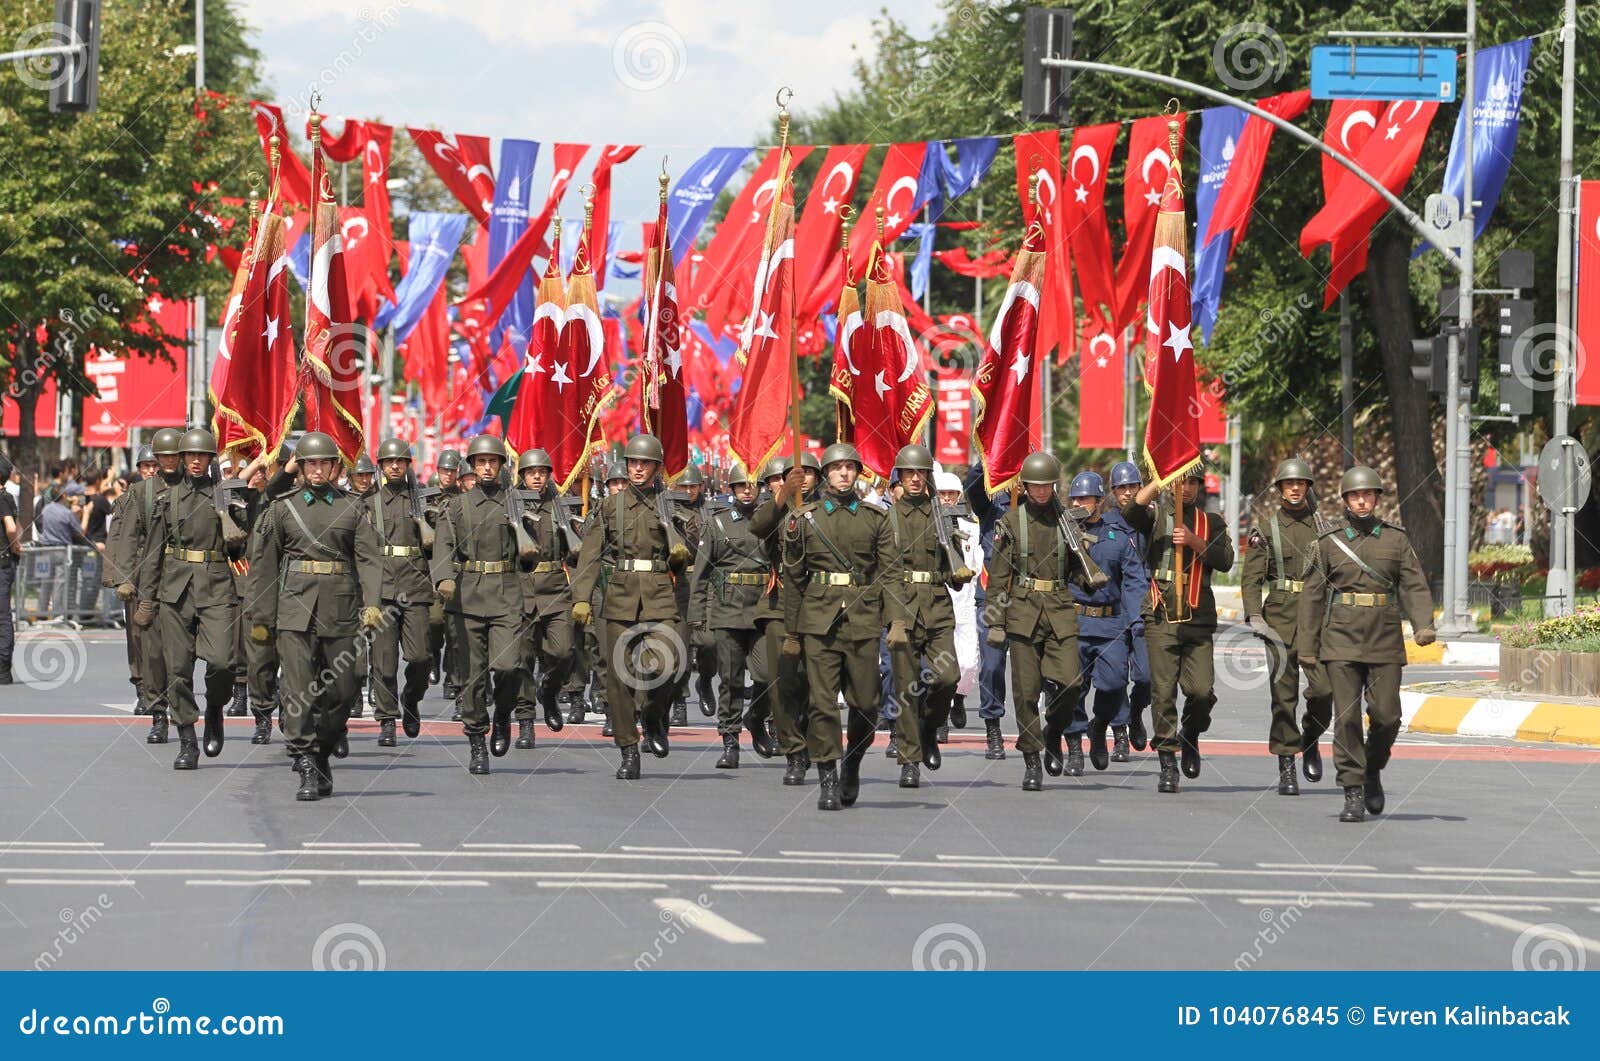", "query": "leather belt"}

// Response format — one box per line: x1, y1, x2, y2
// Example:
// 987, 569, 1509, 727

617, 558, 666, 573
724, 572, 766, 585
463, 560, 510, 573
1272, 578, 1305, 592
1336, 591, 1391, 607
530, 561, 562, 574
291, 559, 348, 575
812, 571, 860, 587
382, 545, 422, 557
1075, 603, 1118, 618
902, 570, 938, 584
1020, 577, 1065, 591
166, 546, 226, 563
